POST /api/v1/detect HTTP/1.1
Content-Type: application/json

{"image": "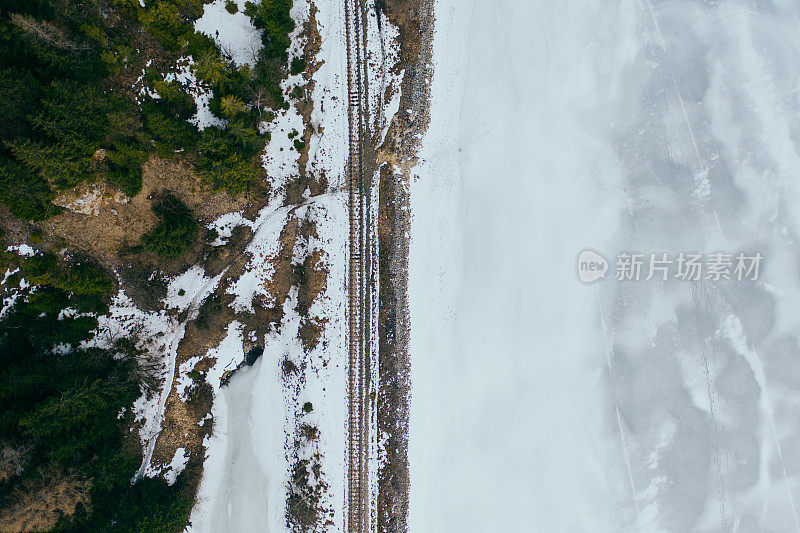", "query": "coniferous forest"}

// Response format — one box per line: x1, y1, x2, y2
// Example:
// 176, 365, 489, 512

0, 0, 294, 530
